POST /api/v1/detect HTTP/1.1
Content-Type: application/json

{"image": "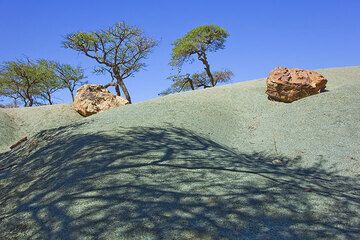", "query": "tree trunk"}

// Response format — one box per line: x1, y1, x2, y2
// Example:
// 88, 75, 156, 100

47, 92, 53, 105
117, 80, 131, 103
70, 89, 75, 101
184, 77, 195, 90
189, 79, 195, 90
113, 67, 131, 103
115, 84, 121, 96
25, 88, 33, 107
198, 52, 215, 87
28, 98, 34, 107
